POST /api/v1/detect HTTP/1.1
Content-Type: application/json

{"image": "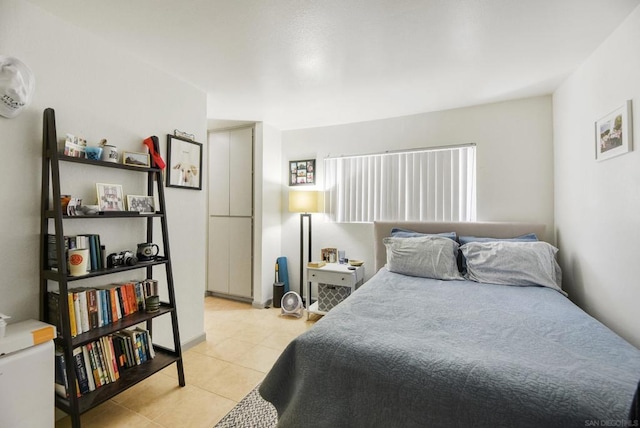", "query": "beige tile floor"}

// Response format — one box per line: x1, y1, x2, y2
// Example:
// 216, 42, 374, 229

55, 296, 317, 428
